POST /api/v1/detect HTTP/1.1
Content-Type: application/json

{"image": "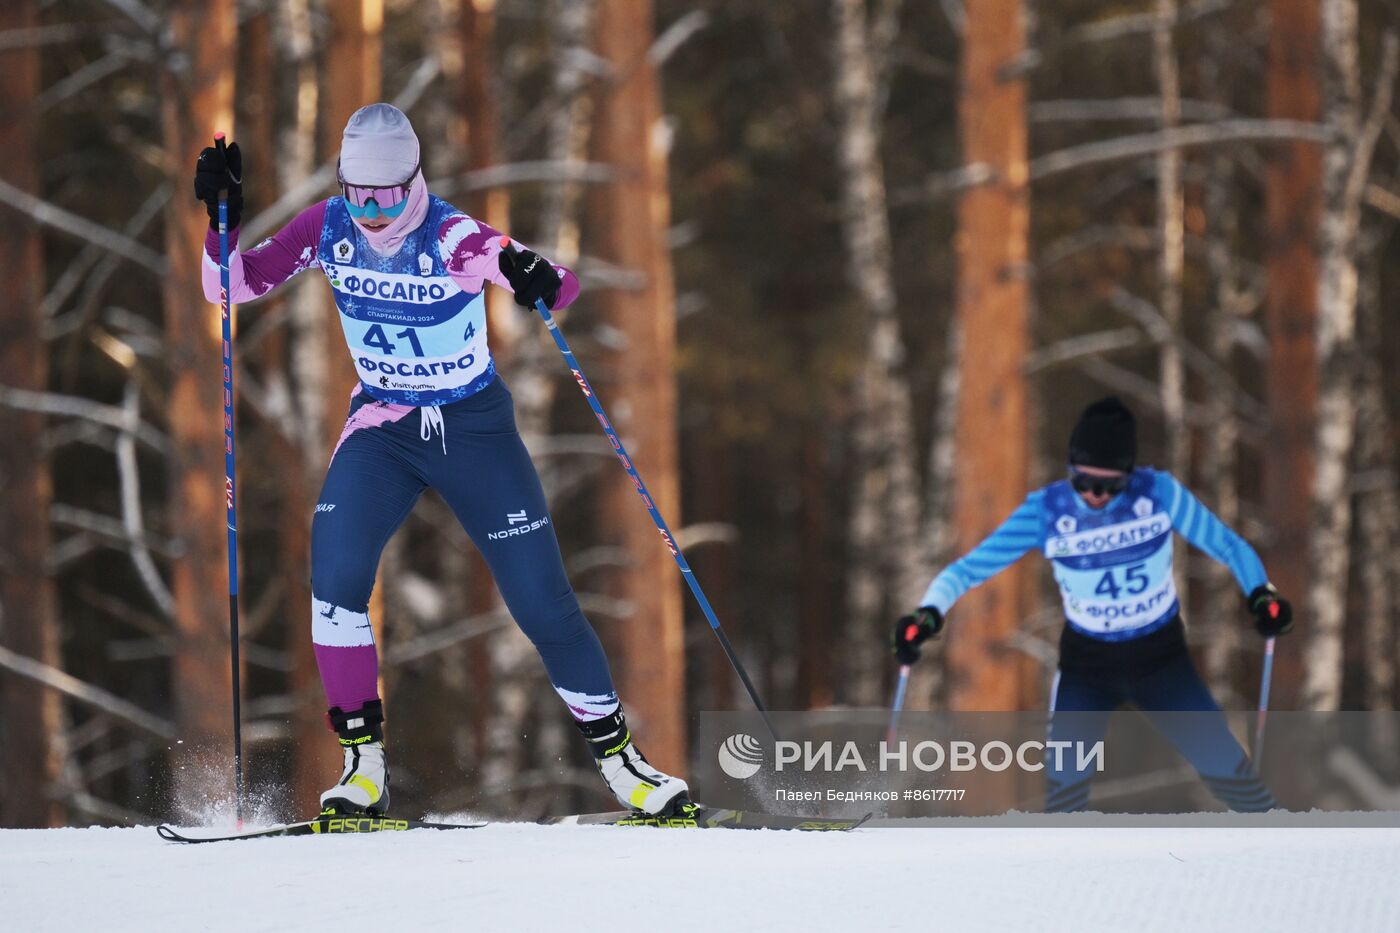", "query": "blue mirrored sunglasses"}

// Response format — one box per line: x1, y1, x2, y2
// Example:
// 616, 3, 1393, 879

1069, 469, 1128, 497
344, 196, 410, 220
338, 157, 418, 218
